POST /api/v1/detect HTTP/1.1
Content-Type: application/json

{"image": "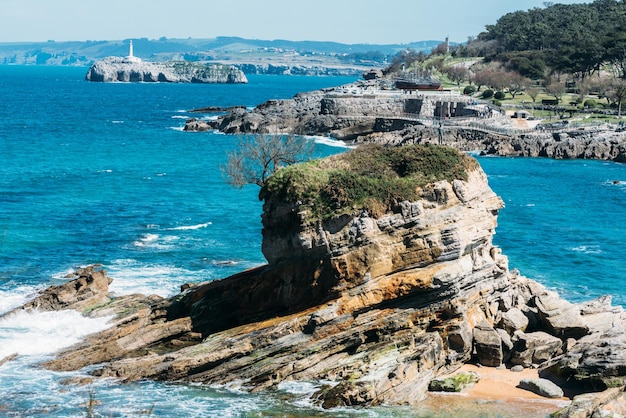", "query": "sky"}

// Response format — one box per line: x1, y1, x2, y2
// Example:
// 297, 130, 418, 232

0, 0, 591, 45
